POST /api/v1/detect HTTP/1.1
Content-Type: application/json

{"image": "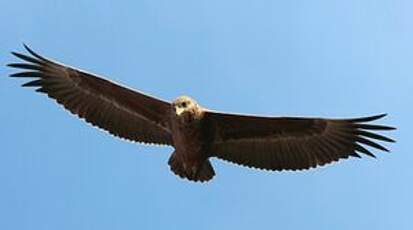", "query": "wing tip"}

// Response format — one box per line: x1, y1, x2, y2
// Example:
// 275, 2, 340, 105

22, 79, 42, 87
23, 42, 35, 55
6, 63, 15, 68
351, 114, 395, 157
10, 51, 21, 58
349, 113, 387, 123
356, 124, 396, 131
9, 43, 32, 58
23, 43, 34, 54
19, 43, 48, 61
354, 144, 378, 158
